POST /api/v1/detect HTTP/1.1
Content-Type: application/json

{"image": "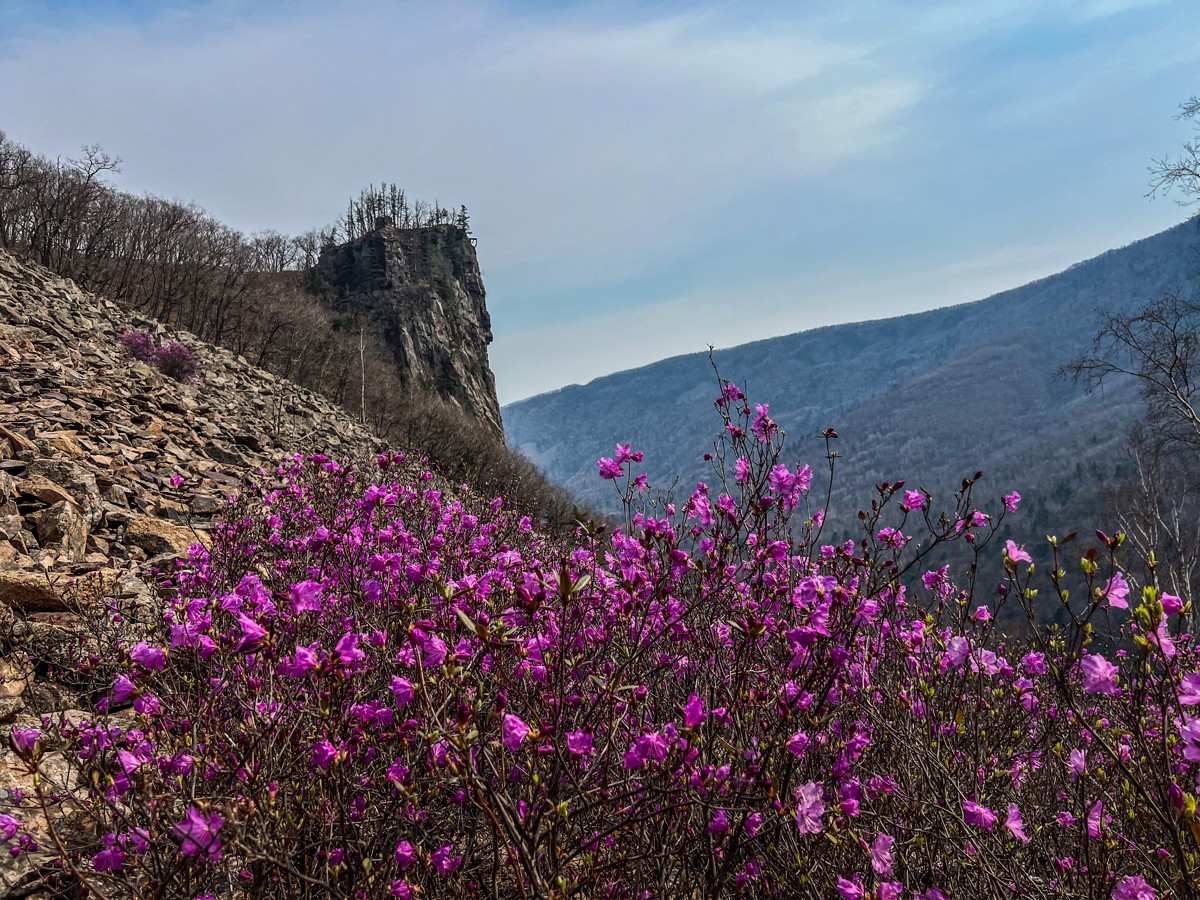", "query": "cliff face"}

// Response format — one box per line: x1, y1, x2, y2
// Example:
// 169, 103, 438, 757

310, 221, 502, 434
